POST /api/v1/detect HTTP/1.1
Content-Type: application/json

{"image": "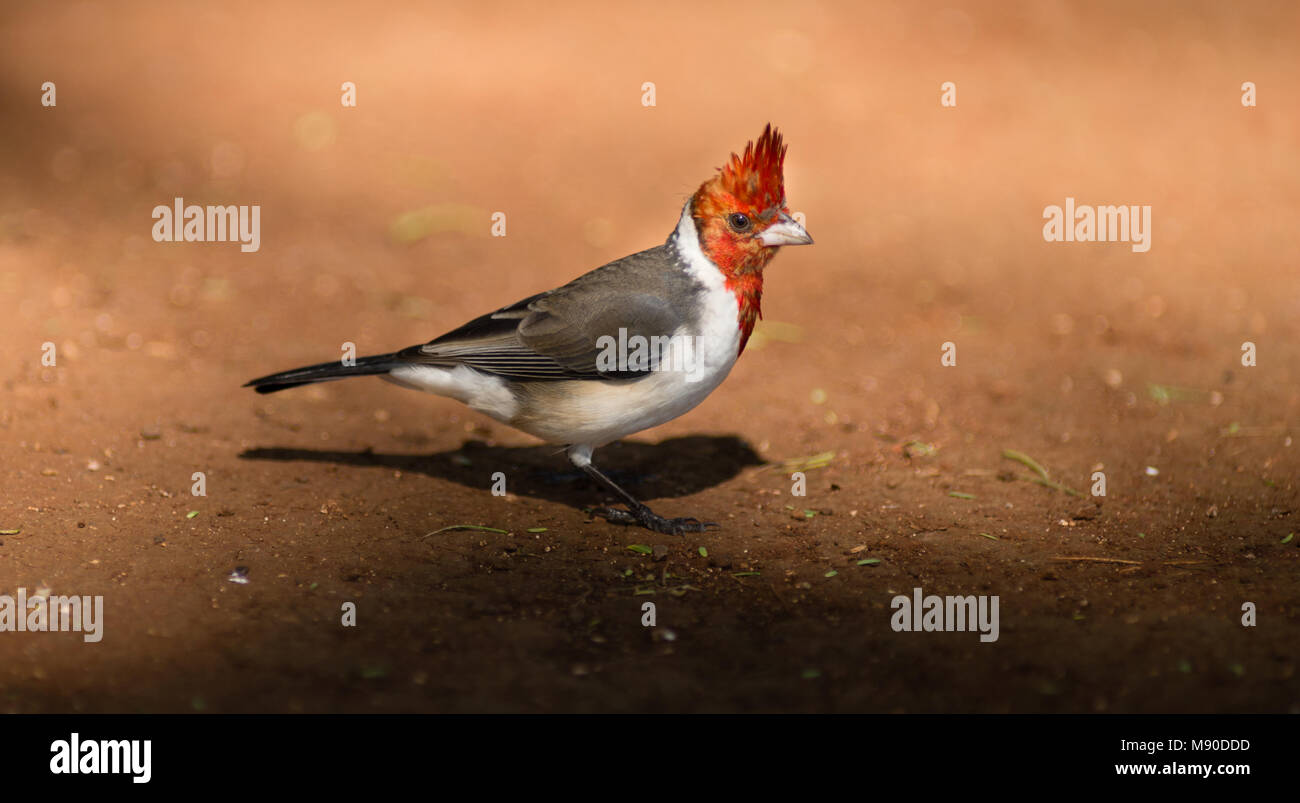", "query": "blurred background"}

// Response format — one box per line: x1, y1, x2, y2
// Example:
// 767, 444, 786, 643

0, 1, 1296, 713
